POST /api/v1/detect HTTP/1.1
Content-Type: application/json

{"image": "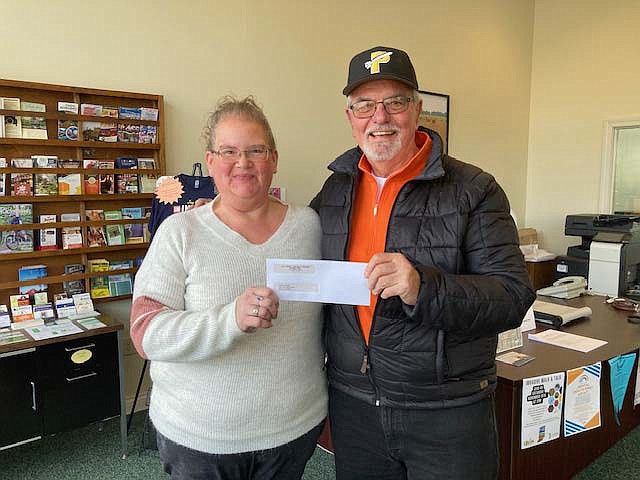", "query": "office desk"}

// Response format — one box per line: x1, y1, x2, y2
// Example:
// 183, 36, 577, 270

317, 295, 640, 478
497, 295, 640, 479
0, 316, 127, 458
